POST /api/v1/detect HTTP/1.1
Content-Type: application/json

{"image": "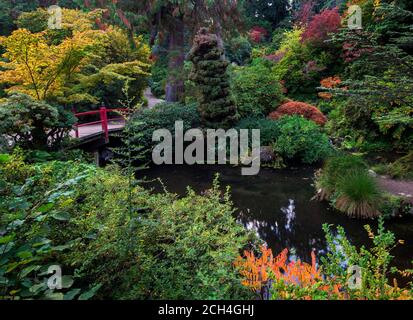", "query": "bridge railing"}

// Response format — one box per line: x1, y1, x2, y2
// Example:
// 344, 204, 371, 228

74, 107, 129, 143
